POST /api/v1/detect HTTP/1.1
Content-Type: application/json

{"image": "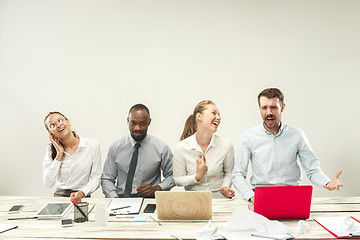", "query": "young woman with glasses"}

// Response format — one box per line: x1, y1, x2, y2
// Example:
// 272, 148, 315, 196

43, 112, 102, 202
